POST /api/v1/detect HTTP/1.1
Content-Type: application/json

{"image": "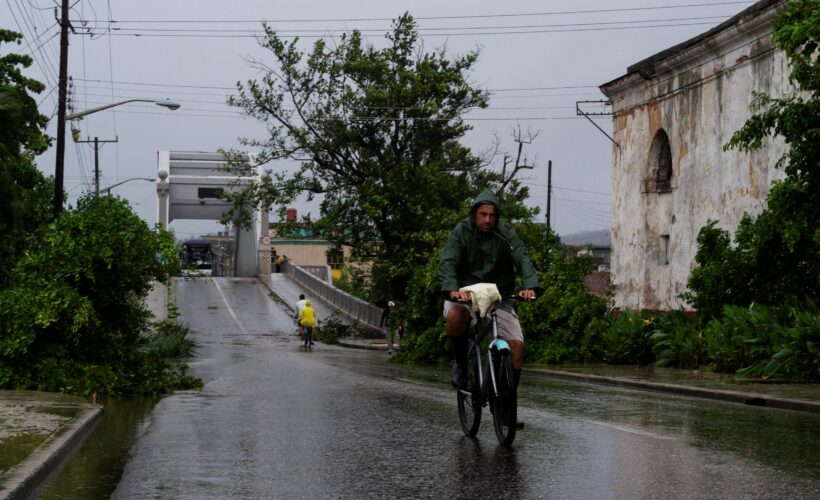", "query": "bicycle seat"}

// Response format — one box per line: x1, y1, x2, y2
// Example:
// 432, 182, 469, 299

458, 283, 501, 317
